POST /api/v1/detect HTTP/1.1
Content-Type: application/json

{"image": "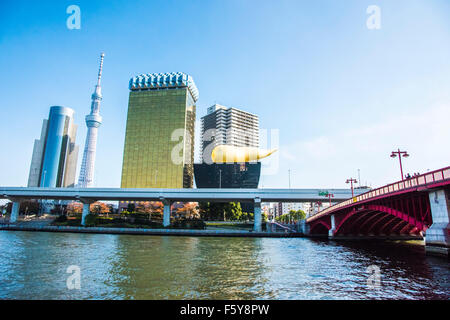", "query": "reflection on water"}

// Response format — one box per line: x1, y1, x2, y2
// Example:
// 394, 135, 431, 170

0, 231, 448, 299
